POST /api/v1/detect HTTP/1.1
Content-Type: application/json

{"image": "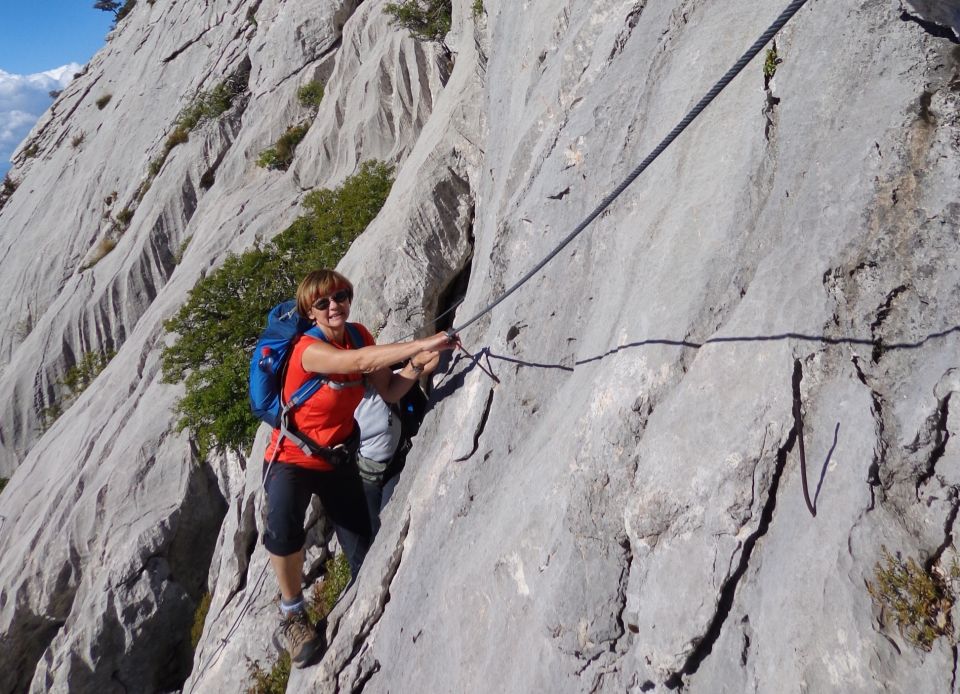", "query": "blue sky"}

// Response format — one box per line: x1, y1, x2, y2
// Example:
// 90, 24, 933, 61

0, 1, 113, 177
0, 1, 113, 74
